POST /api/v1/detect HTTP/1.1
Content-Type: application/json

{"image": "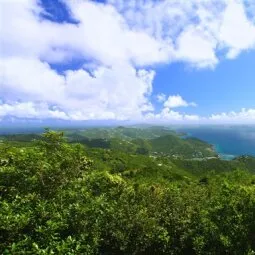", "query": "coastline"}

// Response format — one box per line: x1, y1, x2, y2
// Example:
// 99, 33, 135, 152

179, 130, 239, 161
